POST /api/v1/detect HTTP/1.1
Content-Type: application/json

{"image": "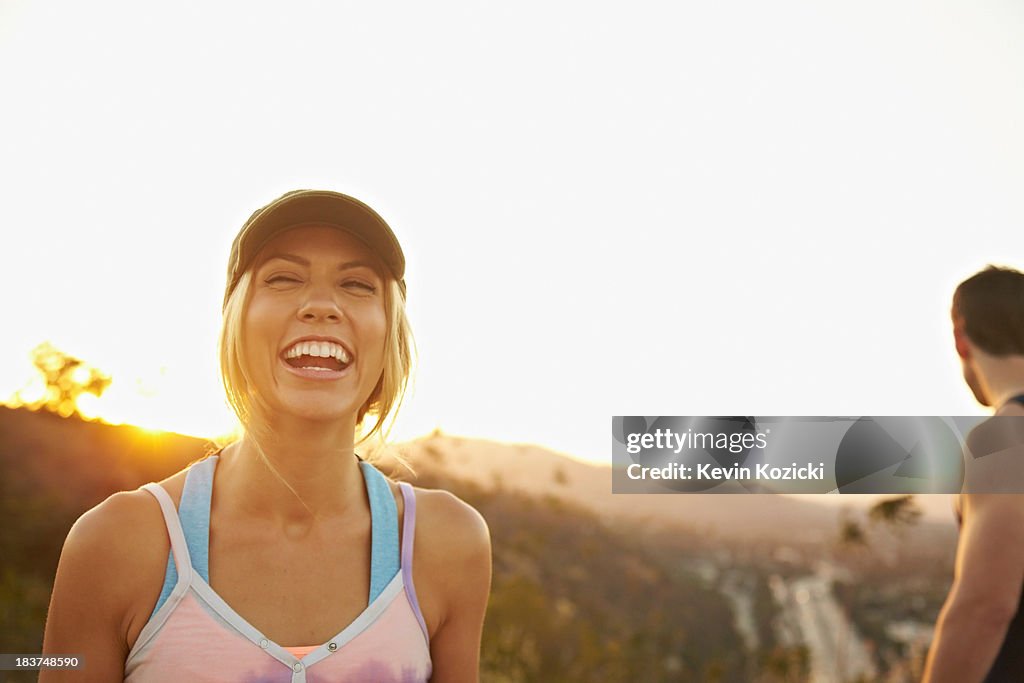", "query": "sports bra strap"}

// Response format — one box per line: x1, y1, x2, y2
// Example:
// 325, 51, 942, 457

150, 455, 402, 620
361, 461, 401, 603
178, 456, 216, 582
147, 456, 217, 620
